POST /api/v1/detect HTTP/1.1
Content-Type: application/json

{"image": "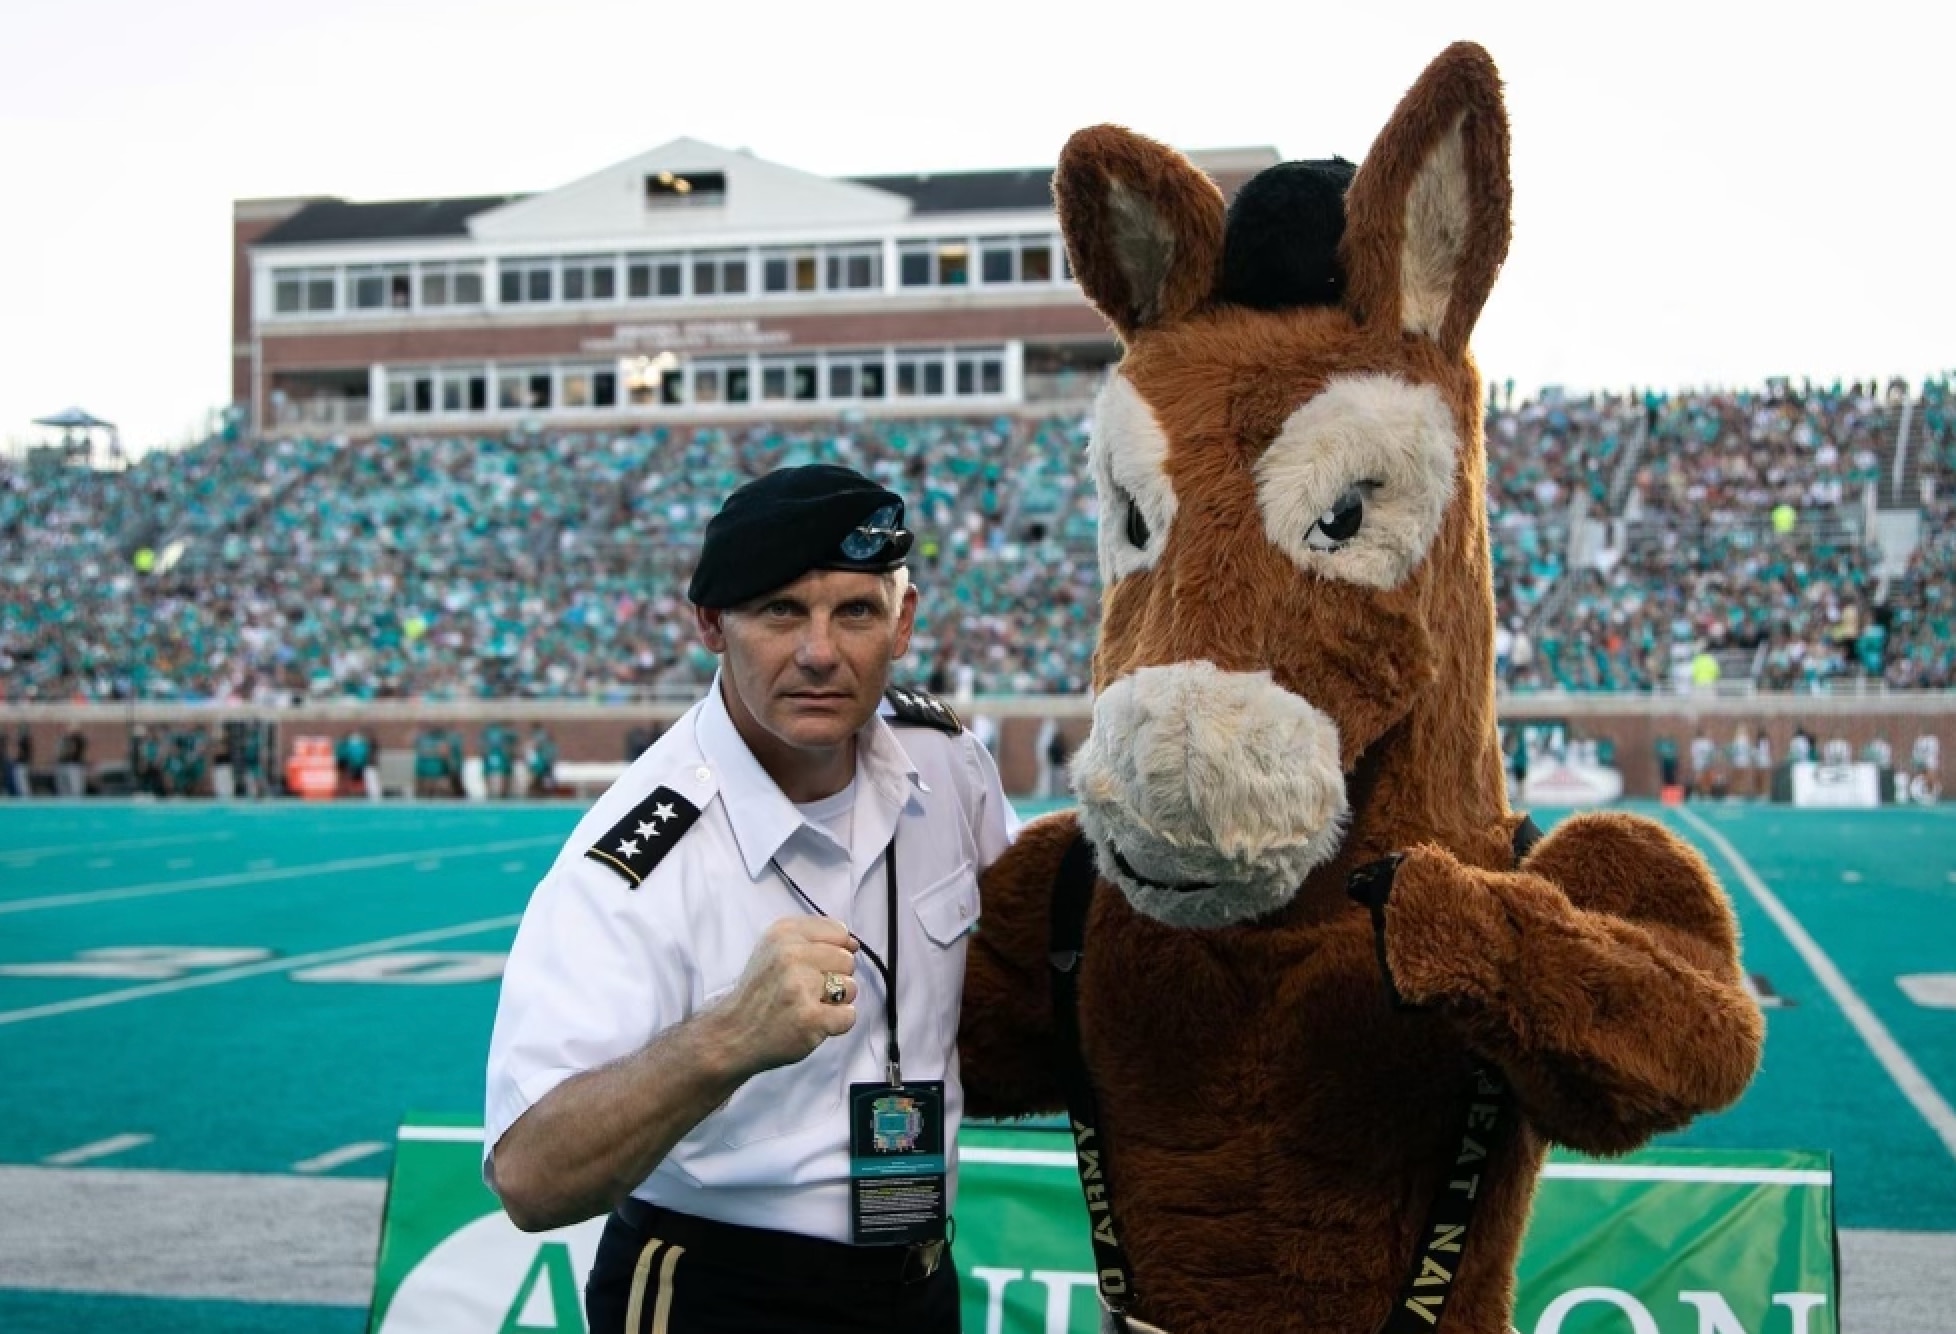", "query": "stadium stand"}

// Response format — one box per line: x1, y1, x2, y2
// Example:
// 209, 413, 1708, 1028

1880, 374, 1956, 689
3, 376, 1950, 703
